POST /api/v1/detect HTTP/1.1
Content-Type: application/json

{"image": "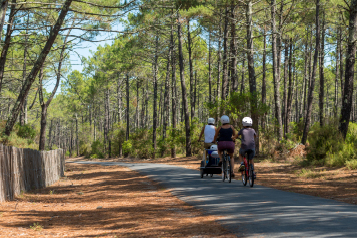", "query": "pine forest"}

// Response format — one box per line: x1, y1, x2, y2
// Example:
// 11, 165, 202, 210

1, 0, 357, 169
